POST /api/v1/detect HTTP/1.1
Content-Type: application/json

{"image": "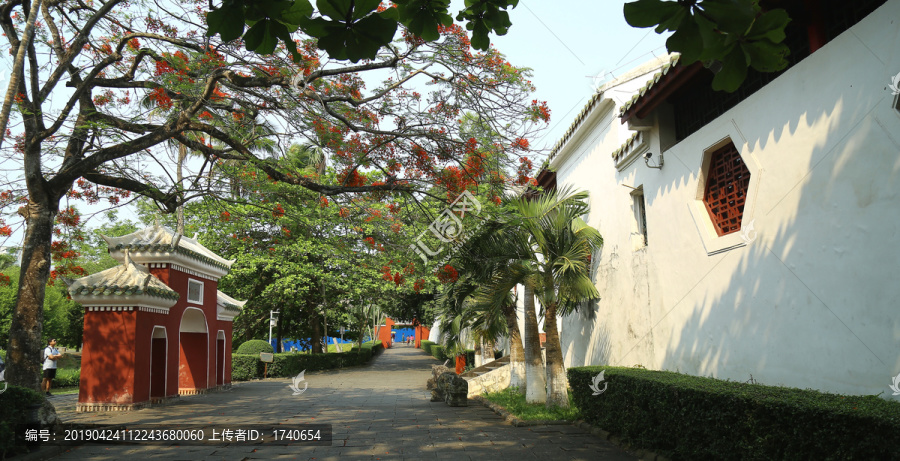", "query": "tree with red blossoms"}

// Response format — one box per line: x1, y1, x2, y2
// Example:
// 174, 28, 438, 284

0, 1, 548, 390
